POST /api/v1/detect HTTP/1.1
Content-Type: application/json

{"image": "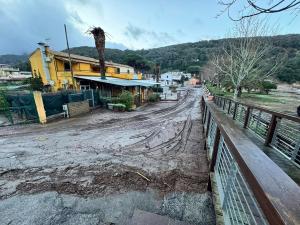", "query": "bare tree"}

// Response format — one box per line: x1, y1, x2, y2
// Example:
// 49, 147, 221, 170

218, 0, 300, 20
89, 27, 106, 79
201, 61, 220, 84
211, 18, 282, 100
